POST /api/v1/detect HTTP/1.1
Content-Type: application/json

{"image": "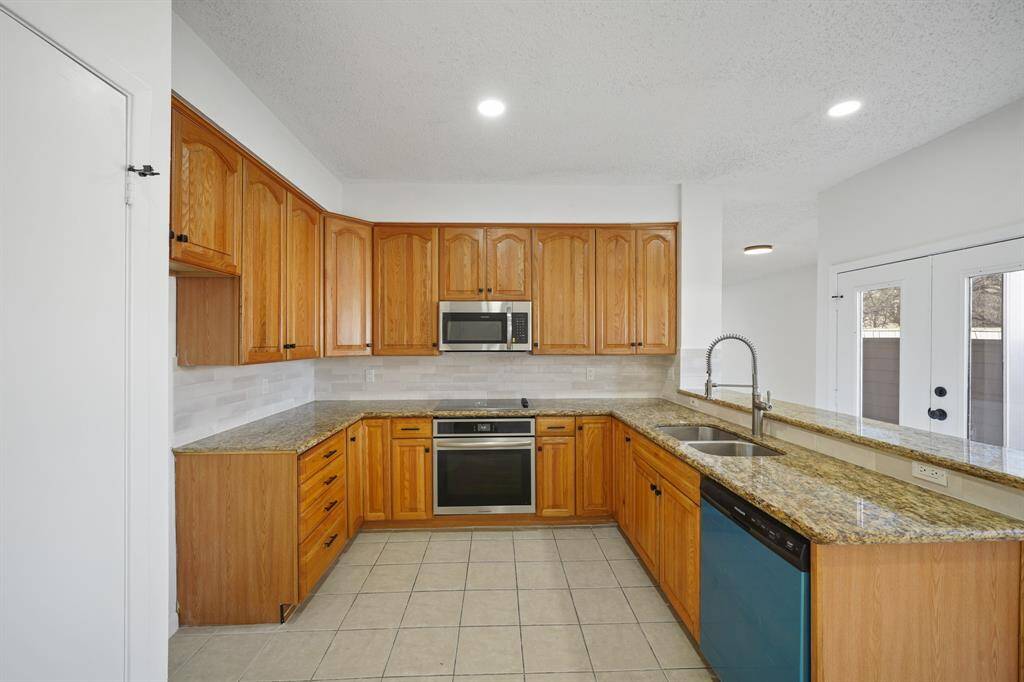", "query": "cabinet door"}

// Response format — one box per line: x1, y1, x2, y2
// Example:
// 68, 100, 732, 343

596, 229, 636, 354
170, 106, 242, 275
440, 227, 485, 300
636, 227, 677, 355
362, 419, 391, 521
659, 480, 700, 639
241, 160, 287, 364
630, 455, 660, 577
391, 438, 433, 520
373, 226, 439, 355
533, 227, 596, 354
486, 227, 531, 299
284, 193, 321, 360
324, 216, 373, 356
576, 416, 613, 516
612, 421, 630, 529
346, 421, 366, 536
536, 436, 575, 516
